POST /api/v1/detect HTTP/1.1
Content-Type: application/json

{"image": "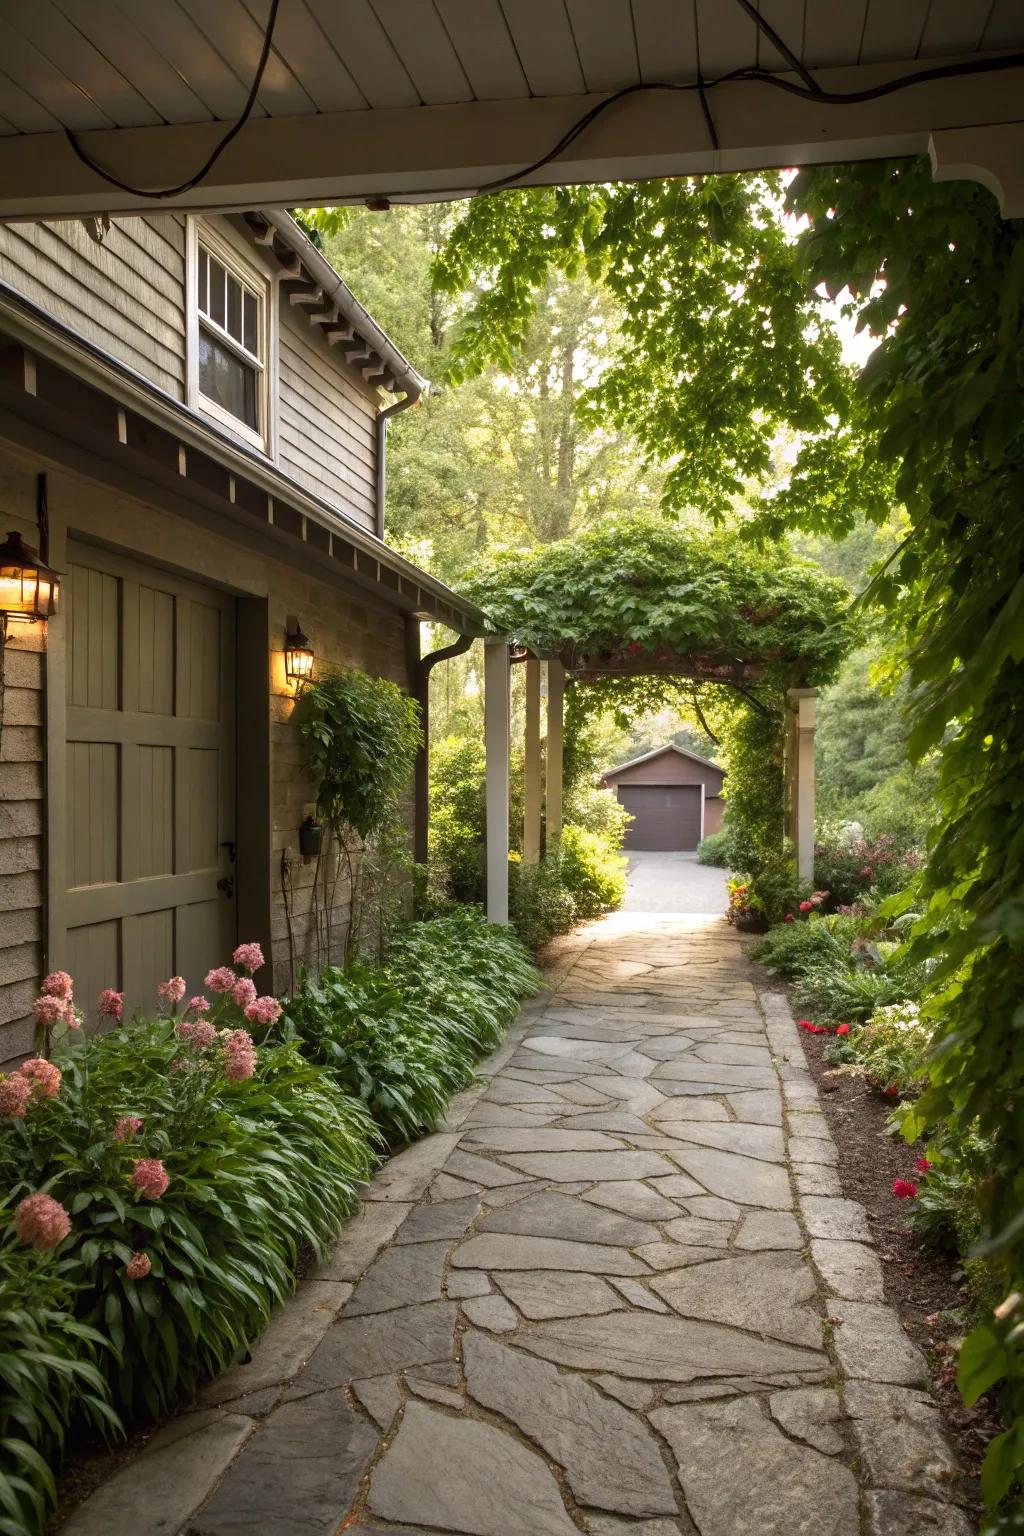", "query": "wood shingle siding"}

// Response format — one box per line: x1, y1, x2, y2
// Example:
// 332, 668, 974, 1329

0, 217, 186, 397
0, 459, 46, 1061
278, 307, 378, 531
